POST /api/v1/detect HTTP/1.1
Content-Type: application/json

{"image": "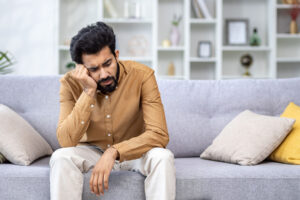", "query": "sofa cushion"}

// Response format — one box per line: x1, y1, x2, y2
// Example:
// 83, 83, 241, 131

1, 157, 300, 200
270, 102, 300, 164
0, 157, 145, 200
0, 104, 53, 165
200, 110, 295, 165
158, 78, 300, 158
175, 158, 300, 200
